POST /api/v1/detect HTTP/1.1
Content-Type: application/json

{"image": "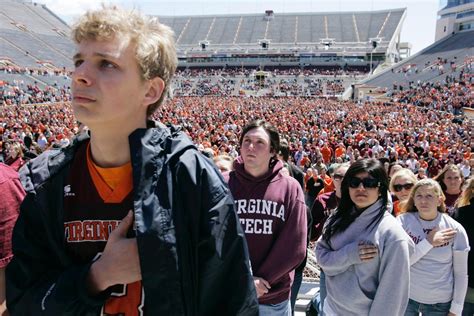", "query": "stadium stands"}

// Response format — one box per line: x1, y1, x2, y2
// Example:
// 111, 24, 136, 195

0, 5, 472, 313
363, 30, 474, 90
0, 1, 407, 72
0, 0, 72, 69
160, 9, 405, 49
